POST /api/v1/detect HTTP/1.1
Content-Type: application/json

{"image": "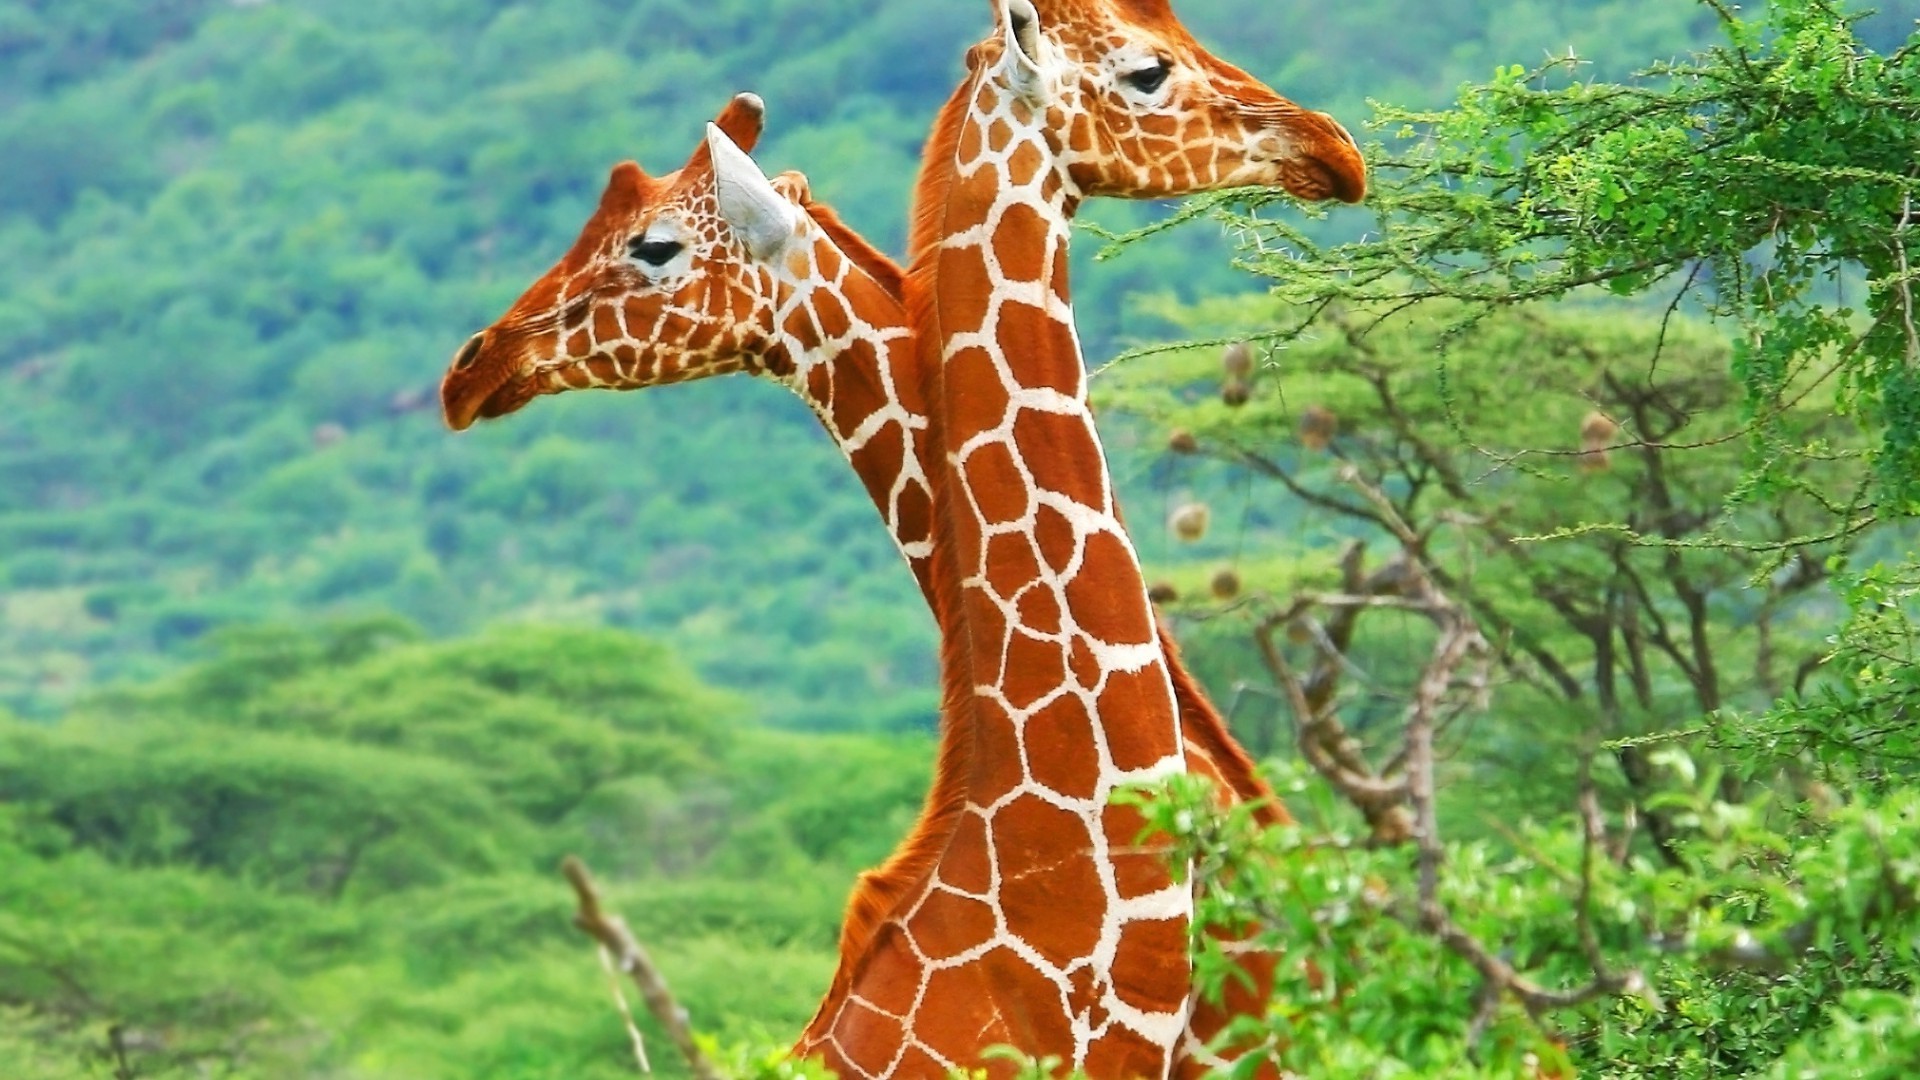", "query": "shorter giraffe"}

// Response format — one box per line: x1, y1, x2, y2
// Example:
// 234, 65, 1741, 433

441, 100, 1289, 1078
